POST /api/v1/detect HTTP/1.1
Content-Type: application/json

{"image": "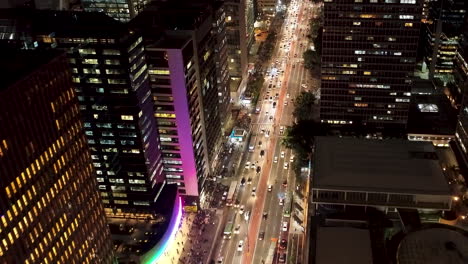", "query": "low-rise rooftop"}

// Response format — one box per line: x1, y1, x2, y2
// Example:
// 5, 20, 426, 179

313, 137, 450, 195
316, 227, 373, 264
